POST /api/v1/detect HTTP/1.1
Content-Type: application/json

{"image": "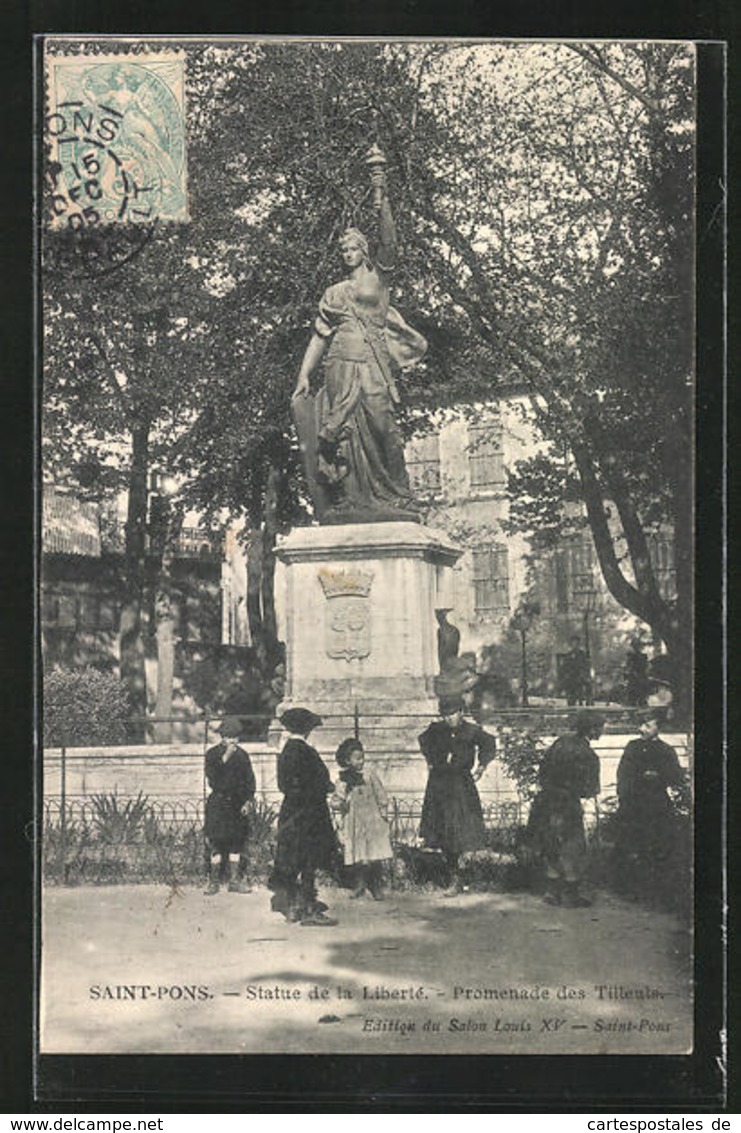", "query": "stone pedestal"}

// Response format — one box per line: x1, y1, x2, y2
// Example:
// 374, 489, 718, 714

274, 522, 461, 790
